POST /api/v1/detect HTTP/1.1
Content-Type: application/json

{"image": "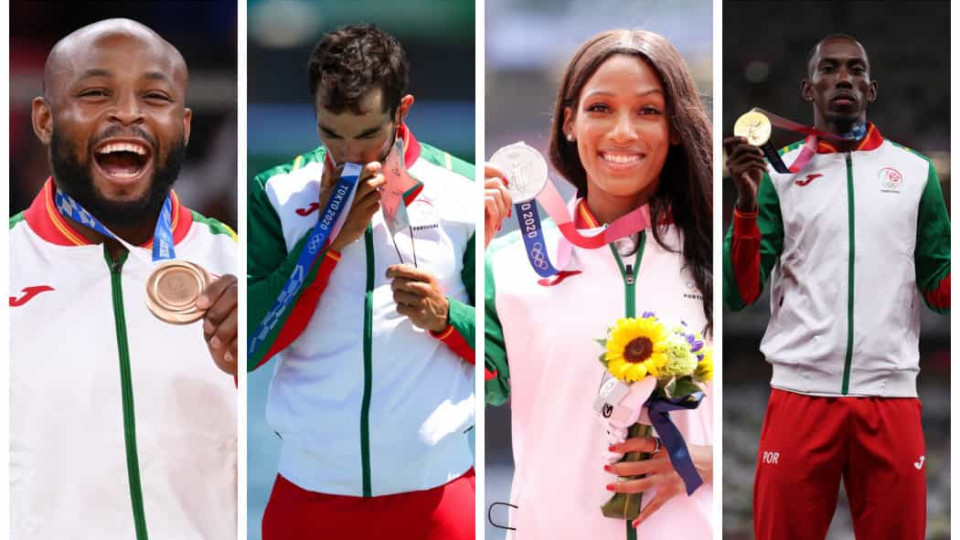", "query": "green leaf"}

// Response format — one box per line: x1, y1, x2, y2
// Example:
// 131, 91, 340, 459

598, 352, 609, 367
664, 379, 677, 398
673, 376, 702, 399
